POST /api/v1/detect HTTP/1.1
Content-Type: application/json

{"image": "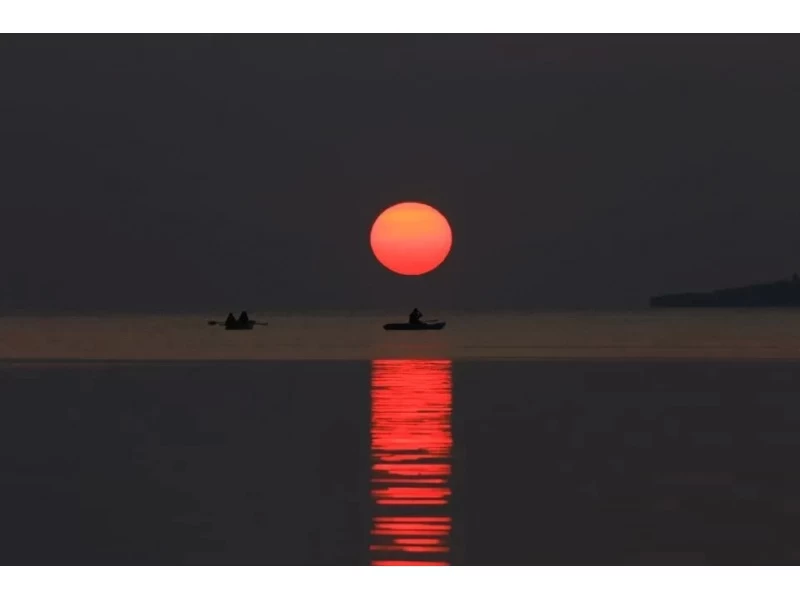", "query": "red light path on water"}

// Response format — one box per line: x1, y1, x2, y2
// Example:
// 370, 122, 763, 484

370, 360, 453, 565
